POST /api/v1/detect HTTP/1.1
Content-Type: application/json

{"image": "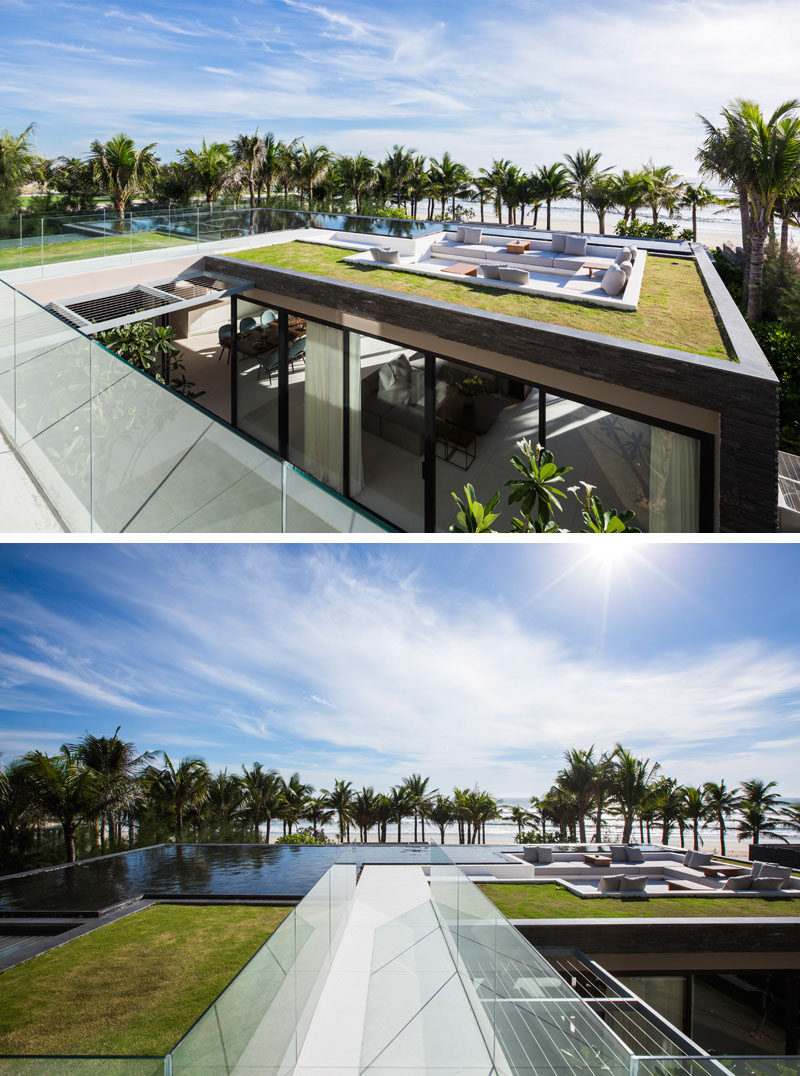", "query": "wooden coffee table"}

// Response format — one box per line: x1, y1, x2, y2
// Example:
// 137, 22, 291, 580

584, 854, 611, 868
702, 864, 747, 878
506, 240, 530, 254
442, 262, 479, 277
584, 258, 611, 278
